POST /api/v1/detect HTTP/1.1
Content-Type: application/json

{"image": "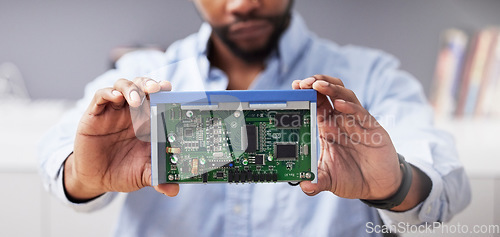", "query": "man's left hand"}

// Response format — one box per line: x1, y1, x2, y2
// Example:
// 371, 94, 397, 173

292, 75, 402, 201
